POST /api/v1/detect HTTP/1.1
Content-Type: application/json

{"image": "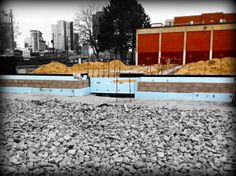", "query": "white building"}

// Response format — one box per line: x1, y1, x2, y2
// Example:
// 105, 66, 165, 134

51, 20, 74, 52
24, 37, 30, 48
51, 24, 58, 49
29, 30, 46, 51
